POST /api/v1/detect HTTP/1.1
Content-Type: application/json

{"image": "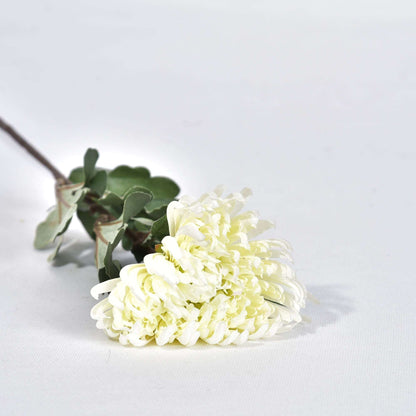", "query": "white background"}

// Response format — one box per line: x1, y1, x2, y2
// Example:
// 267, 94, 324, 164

0, 1, 415, 415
